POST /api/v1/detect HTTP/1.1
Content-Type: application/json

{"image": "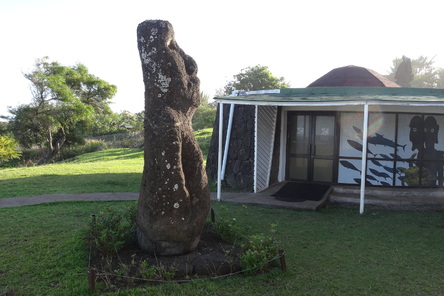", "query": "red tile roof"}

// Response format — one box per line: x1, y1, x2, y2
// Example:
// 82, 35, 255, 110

307, 65, 400, 88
